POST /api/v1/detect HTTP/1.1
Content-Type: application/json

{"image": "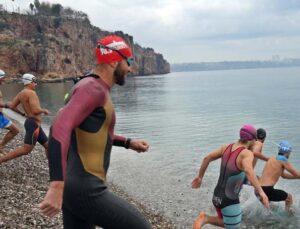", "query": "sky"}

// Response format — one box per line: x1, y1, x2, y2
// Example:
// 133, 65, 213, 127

2, 0, 300, 63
